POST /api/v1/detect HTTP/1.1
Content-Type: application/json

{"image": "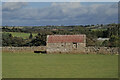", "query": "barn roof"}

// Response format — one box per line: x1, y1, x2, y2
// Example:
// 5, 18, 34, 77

47, 35, 86, 43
